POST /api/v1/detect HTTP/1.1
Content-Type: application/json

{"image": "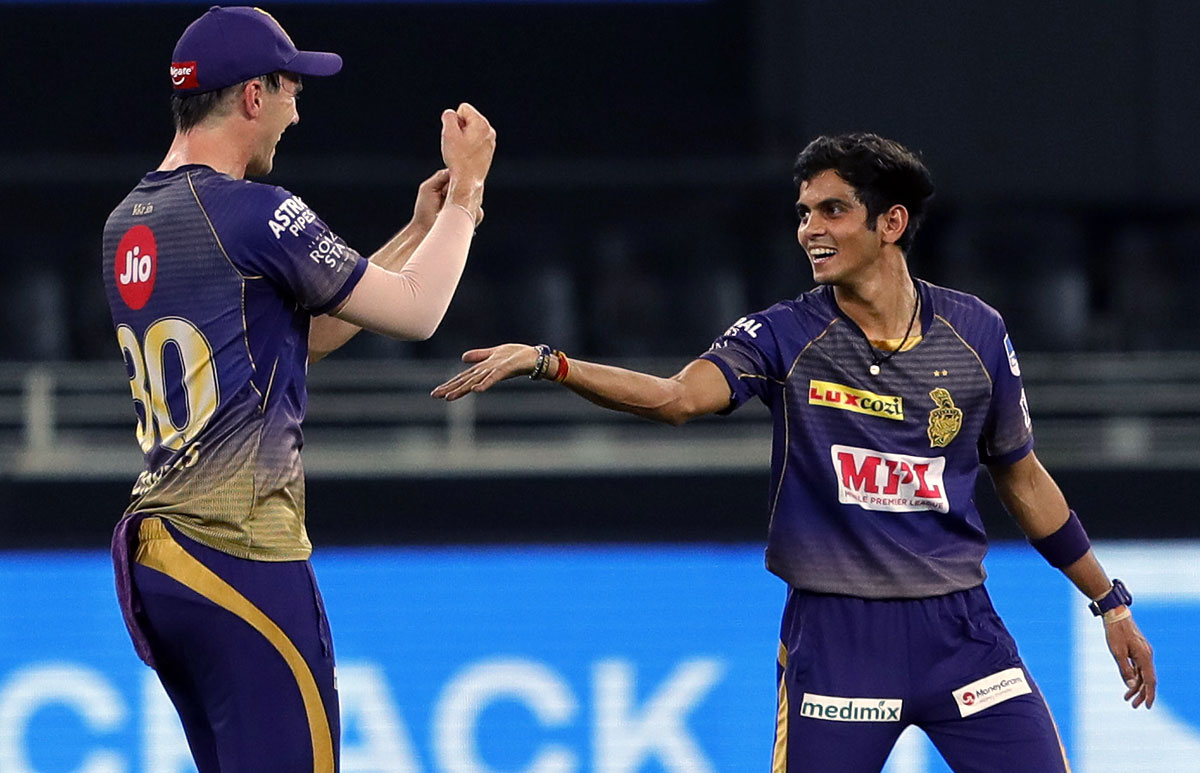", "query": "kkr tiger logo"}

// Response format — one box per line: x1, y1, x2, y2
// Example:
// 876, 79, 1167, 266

927, 388, 963, 448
